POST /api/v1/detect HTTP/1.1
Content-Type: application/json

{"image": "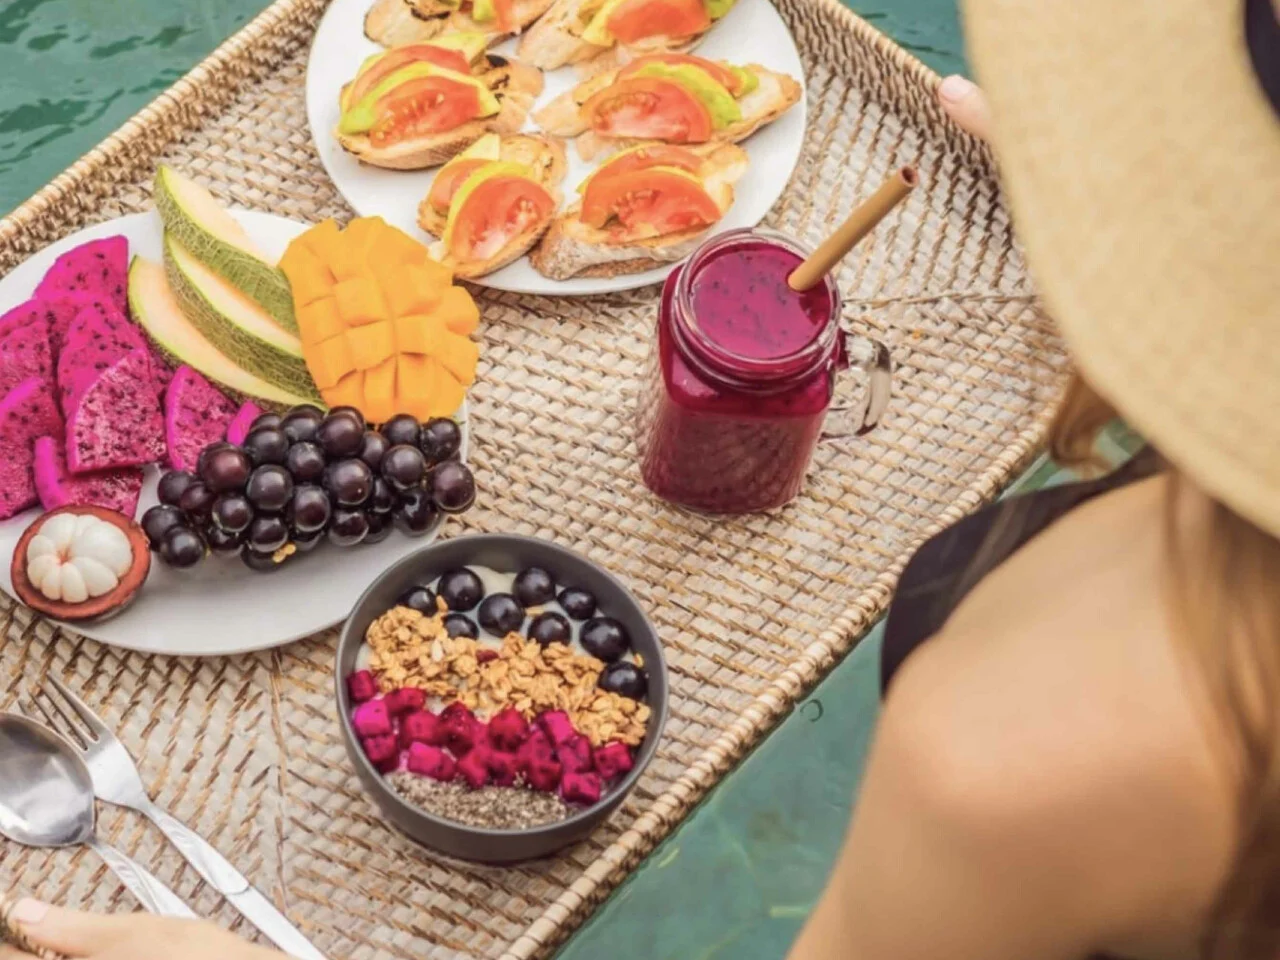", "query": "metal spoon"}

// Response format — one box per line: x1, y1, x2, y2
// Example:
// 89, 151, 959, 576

0, 715, 196, 918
